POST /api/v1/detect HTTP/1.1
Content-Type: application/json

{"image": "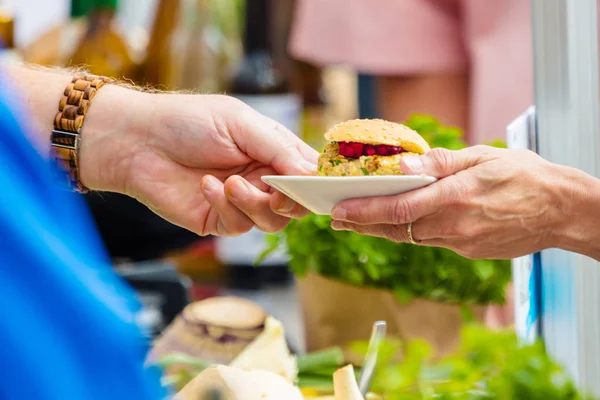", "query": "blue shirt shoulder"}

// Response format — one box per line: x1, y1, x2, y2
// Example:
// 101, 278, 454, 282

0, 71, 168, 400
